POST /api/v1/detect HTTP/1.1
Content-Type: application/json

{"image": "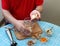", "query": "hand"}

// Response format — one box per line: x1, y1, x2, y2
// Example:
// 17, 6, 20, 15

30, 10, 41, 21
14, 20, 31, 36
14, 20, 24, 31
